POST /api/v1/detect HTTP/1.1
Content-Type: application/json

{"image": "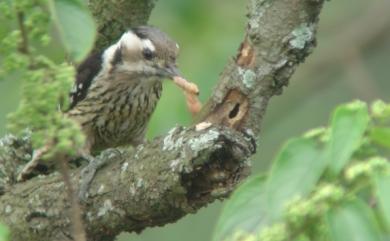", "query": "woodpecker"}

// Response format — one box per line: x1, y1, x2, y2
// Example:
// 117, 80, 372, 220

68, 26, 190, 199
17, 26, 193, 186
68, 26, 182, 154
